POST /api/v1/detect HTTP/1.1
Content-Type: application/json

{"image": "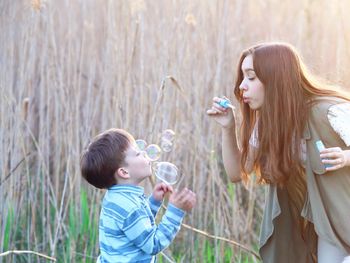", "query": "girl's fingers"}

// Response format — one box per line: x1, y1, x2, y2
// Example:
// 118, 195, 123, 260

322, 158, 343, 165
213, 97, 221, 102
207, 96, 231, 116
207, 107, 225, 115
326, 164, 342, 171
320, 147, 342, 154
320, 152, 342, 159
209, 103, 227, 114
206, 109, 217, 115
213, 96, 229, 103
212, 97, 230, 110
207, 108, 221, 115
